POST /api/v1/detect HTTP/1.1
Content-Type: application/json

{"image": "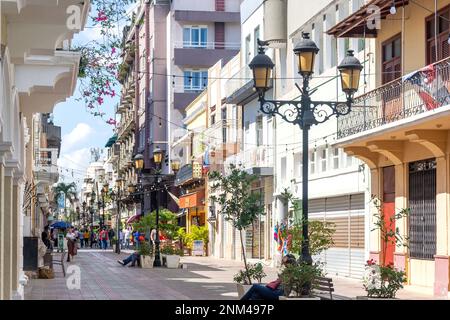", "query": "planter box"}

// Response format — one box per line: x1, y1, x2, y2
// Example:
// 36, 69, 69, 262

140, 255, 154, 269
356, 296, 397, 300
279, 296, 321, 300
236, 284, 253, 299
165, 255, 180, 269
